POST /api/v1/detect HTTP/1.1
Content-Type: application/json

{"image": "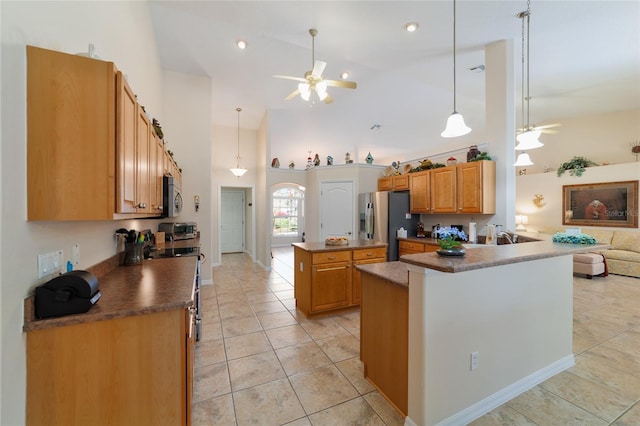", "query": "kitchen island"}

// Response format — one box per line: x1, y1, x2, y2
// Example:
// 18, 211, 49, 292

292, 240, 387, 316
23, 252, 198, 426
358, 240, 610, 426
